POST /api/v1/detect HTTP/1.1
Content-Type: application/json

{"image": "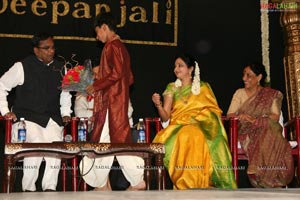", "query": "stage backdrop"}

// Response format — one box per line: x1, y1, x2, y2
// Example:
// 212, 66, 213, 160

0, 0, 286, 189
